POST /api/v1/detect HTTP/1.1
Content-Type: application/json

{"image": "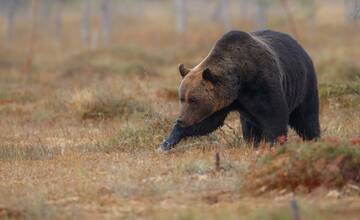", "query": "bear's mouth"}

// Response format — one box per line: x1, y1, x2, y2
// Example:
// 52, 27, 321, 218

178, 112, 214, 128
